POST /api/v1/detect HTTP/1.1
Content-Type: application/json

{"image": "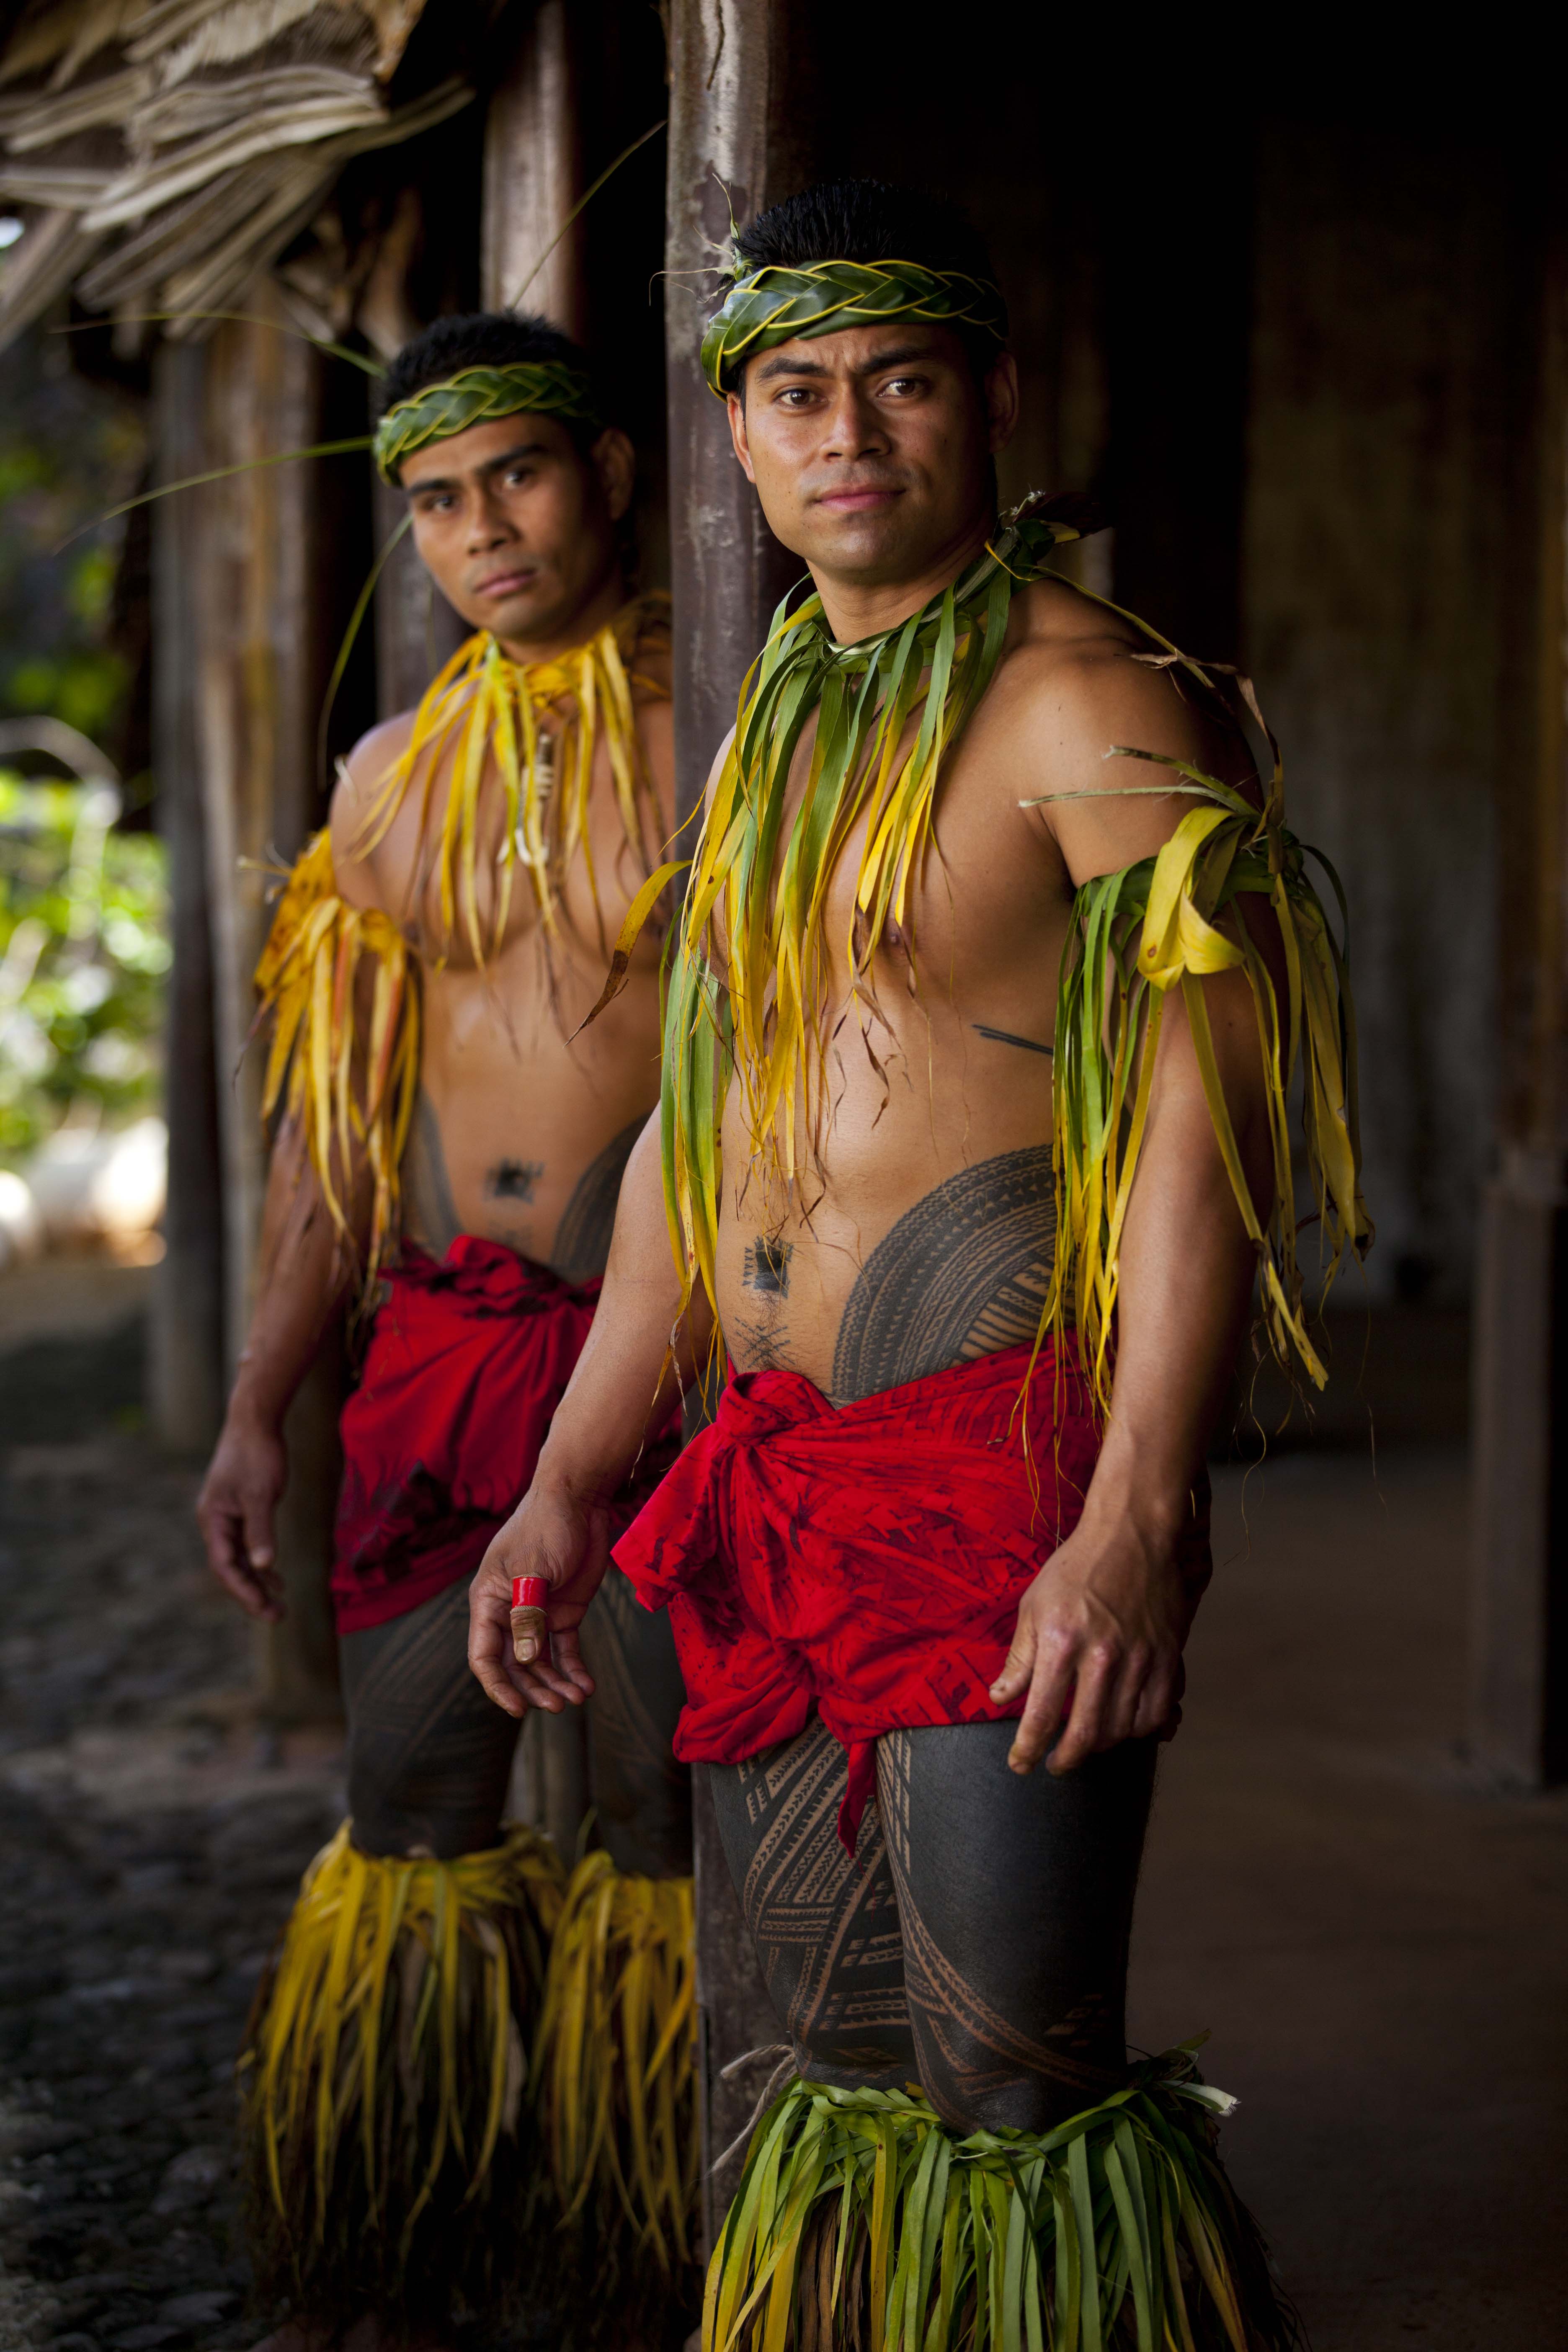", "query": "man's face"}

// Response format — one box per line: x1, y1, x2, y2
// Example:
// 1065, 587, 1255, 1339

726, 323, 1017, 594
398, 412, 634, 650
